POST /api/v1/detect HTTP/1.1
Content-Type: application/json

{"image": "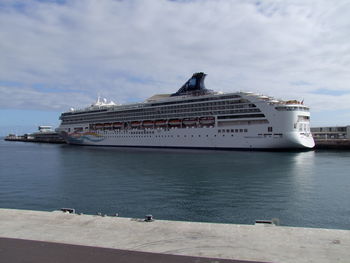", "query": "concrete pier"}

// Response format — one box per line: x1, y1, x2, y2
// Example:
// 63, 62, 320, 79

0, 209, 349, 263
314, 139, 350, 149
4, 133, 65, 144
